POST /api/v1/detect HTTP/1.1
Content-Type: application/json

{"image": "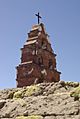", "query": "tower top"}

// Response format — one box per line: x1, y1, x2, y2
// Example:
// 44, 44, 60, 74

35, 12, 42, 24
